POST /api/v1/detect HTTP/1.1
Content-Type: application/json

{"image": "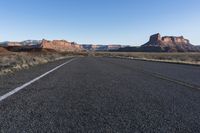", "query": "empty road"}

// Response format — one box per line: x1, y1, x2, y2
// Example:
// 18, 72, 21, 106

0, 57, 200, 132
